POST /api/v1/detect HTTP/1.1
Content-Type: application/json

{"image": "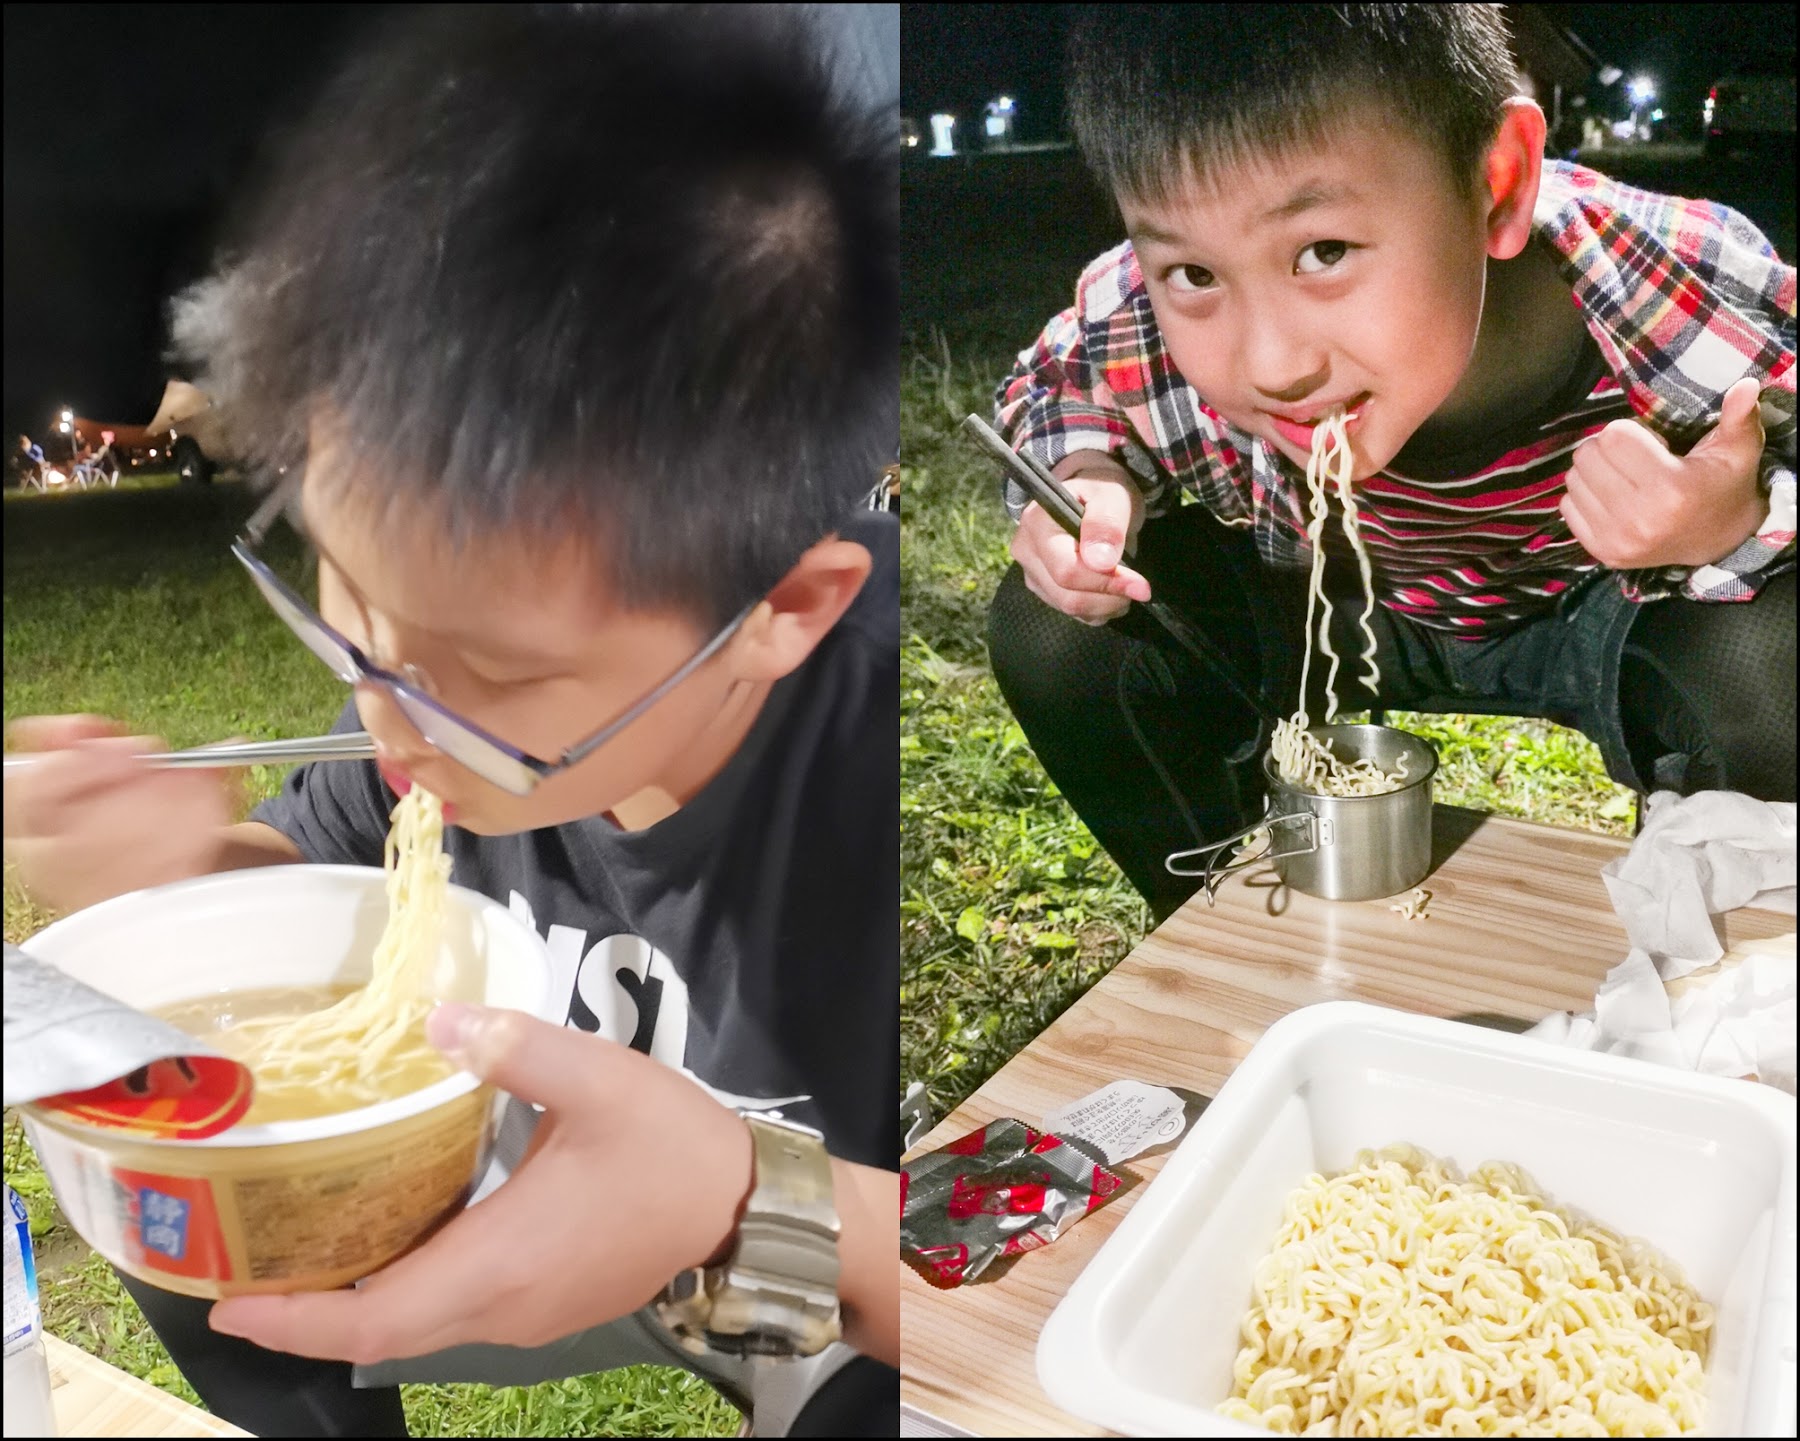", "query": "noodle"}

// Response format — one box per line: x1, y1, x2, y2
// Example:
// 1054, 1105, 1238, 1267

217, 786, 454, 1120
1390, 886, 1432, 921
1219, 1144, 1712, 1436
1269, 408, 1408, 797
